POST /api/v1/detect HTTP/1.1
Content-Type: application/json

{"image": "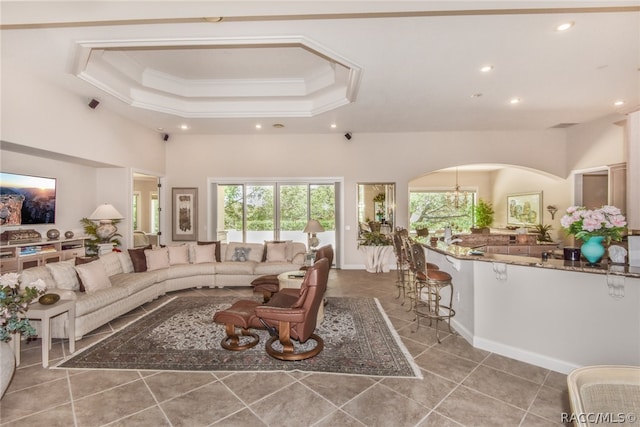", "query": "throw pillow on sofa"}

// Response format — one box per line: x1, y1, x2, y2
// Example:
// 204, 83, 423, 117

145, 247, 170, 271
128, 245, 151, 272
75, 260, 112, 294
75, 256, 99, 292
46, 259, 81, 291
197, 240, 221, 262
192, 244, 216, 264
168, 245, 189, 265
265, 241, 292, 262
226, 242, 264, 262
231, 247, 251, 262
